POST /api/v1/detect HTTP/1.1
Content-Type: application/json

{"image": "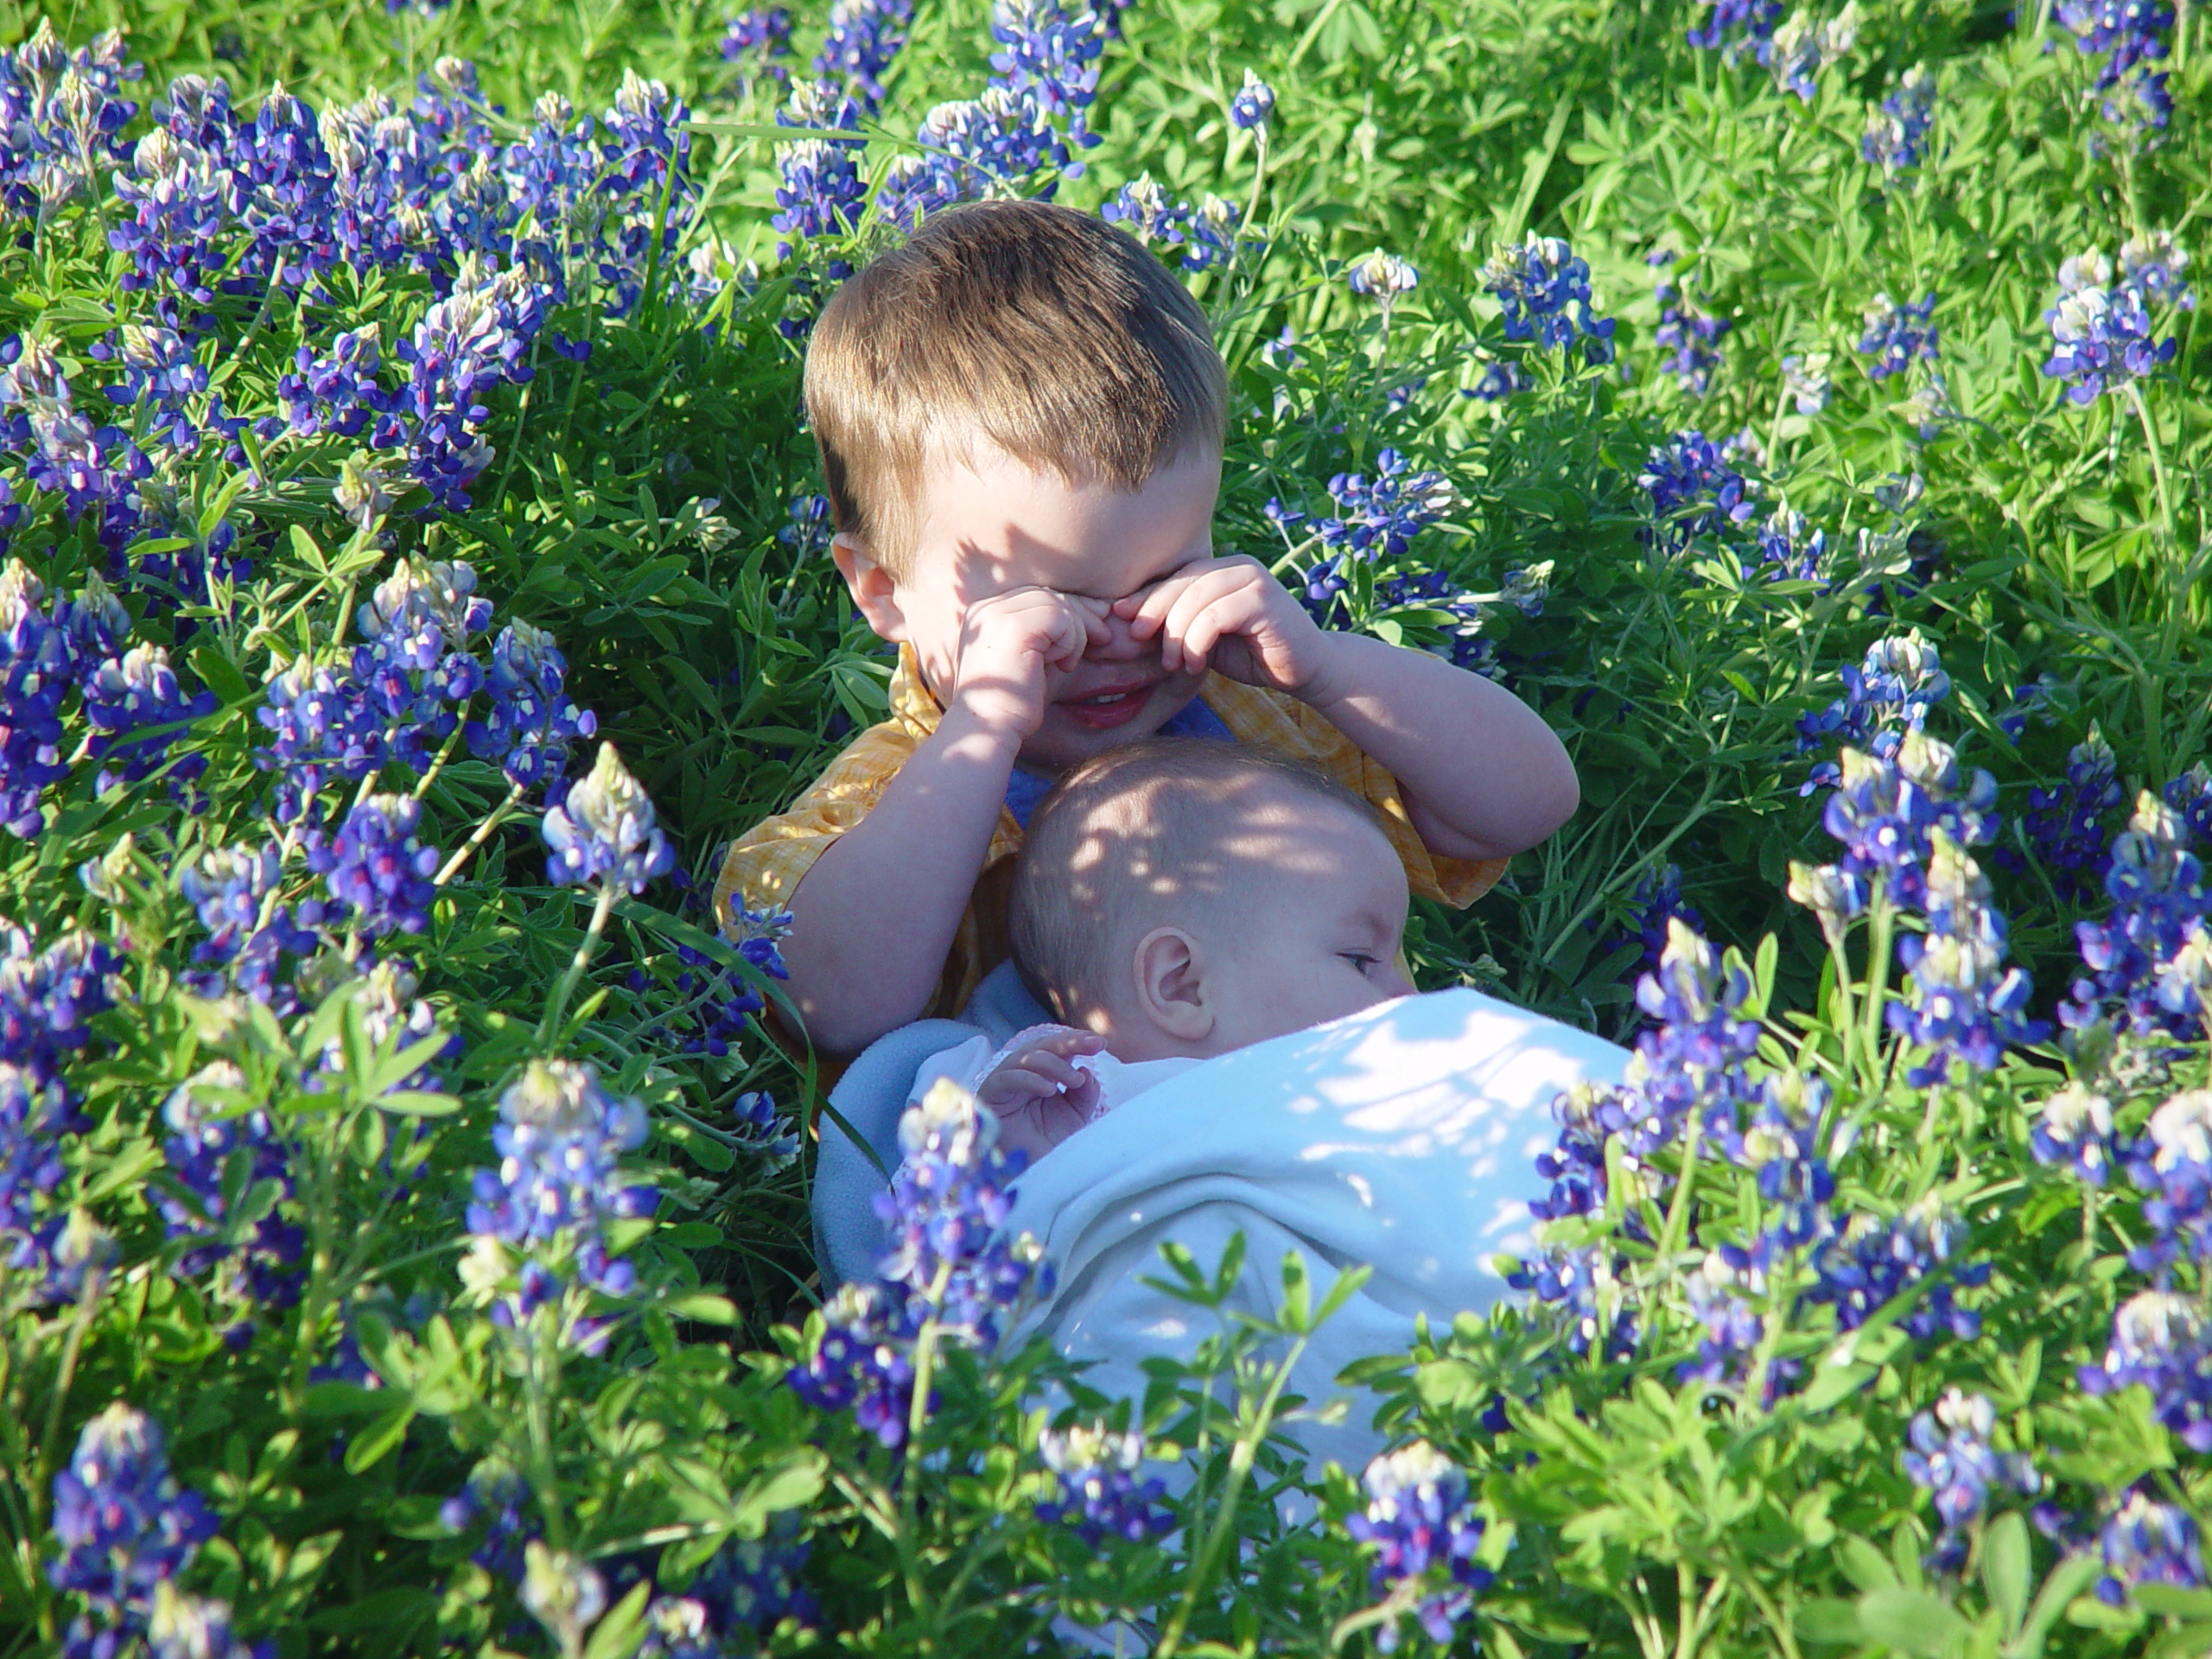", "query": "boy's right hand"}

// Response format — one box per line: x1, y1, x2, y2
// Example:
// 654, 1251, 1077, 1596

948, 587, 1108, 739
976, 1028, 1108, 1160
